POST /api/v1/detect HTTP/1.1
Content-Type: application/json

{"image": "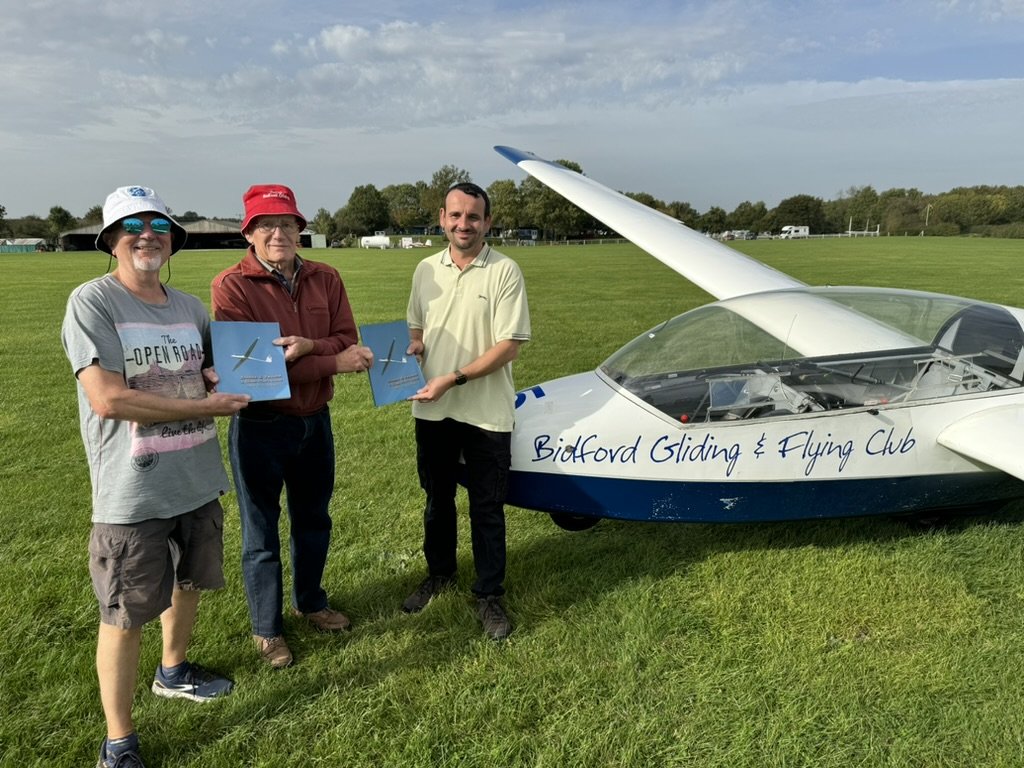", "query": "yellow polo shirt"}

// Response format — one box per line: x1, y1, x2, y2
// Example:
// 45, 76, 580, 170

407, 244, 531, 431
